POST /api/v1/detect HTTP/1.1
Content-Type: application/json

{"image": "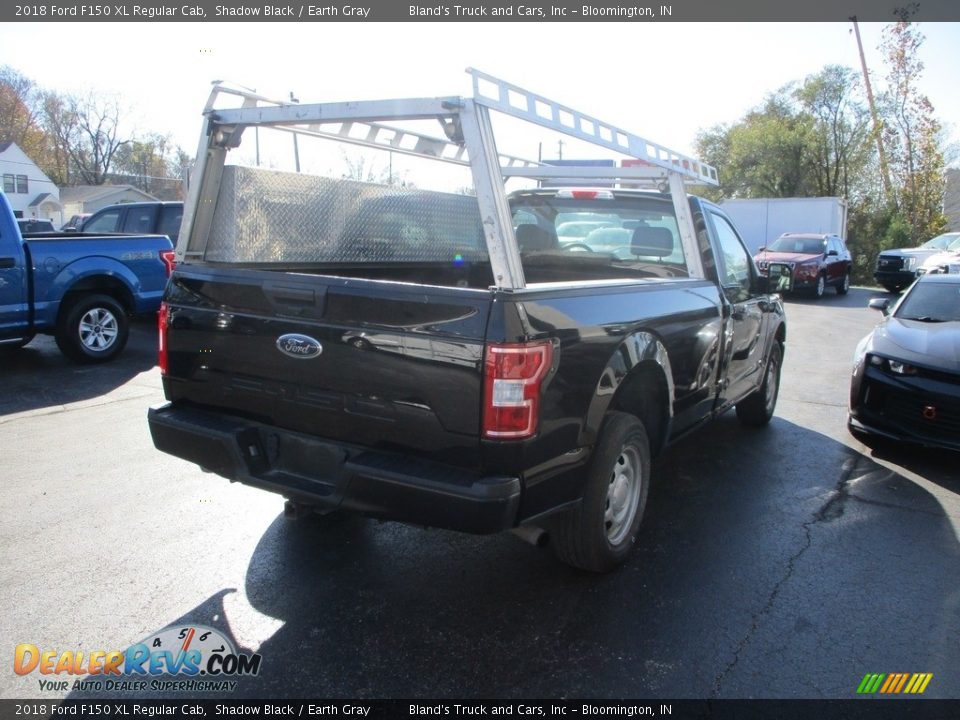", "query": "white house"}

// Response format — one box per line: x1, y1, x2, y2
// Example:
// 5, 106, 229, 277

0, 142, 62, 223
59, 184, 159, 219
